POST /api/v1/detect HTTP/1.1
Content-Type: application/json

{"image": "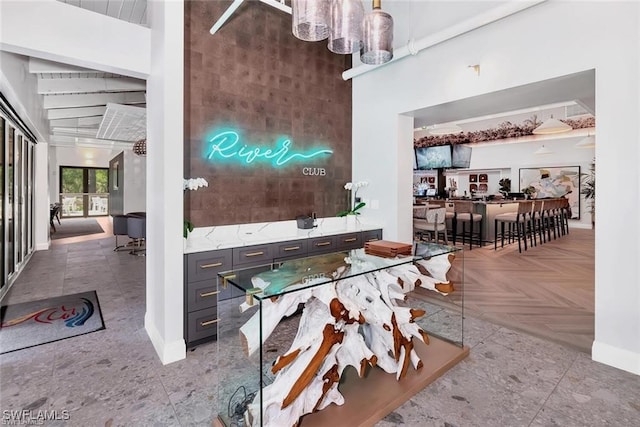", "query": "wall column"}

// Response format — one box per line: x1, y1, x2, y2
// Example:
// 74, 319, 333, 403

33, 141, 50, 251
144, 0, 186, 364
